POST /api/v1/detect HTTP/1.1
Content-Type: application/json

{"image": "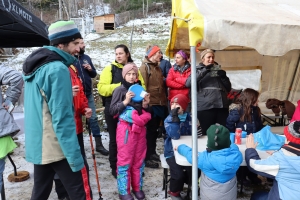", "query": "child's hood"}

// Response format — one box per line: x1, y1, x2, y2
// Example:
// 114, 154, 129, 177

209, 144, 243, 174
